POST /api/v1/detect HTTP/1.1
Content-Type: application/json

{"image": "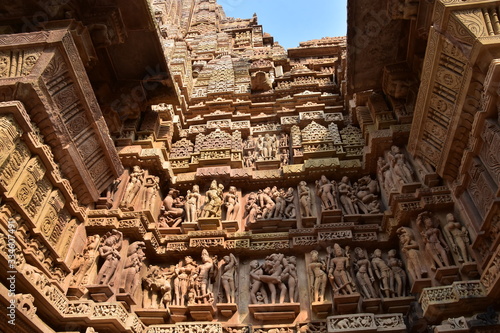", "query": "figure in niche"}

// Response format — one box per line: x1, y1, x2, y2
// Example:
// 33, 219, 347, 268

143, 265, 176, 309
280, 150, 289, 168
96, 229, 123, 286
159, 266, 176, 308
262, 253, 288, 304
244, 151, 256, 168
159, 188, 184, 227
174, 256, 198, 306
338, 176, 358, 215
354, 176, 380, 214
258, 187, 276, 219
387, 145, 414, 185
70, 235, 100, 286
397, 227, 428, 280
272, 187, 286, 218
245, 192, 262, 225
249, 260, 269, 304
443, 213, 473, 263
298, 181, 313, 217
377, 157, 395, 191
142, 266, 160, 308
371, 249, 393, 298
195, 249, 217, 304
279, 132, 289, 147
185, 185, 202, 222
121, 166, 144, 208
283, 187, 296, 219
308, 250, 327, 303
354, 247, 377, 299
327, 244, 356, 295
224, 186, 240, 221
143, 176, 160, 211
315, 175, 338, 210
417, 211, 451, 270
202, 180, 224, 218
221, 253, 237, 303
106, 178, 121, 203
245, 135, 256, 149
387, 249, 407, 297
120, 241, 146, 295
414, 156, 435, 178
281, 256, 298, 303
